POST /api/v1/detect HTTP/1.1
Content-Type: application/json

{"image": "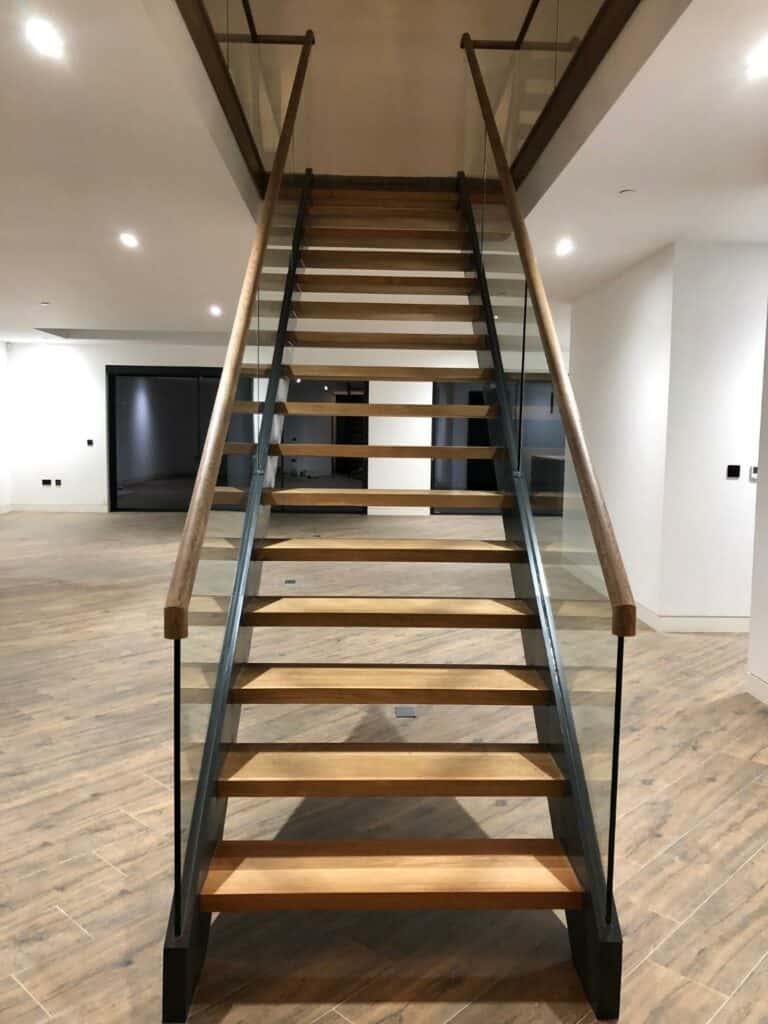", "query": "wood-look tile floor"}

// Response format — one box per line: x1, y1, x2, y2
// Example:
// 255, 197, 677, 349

2, 511, 767, 1023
